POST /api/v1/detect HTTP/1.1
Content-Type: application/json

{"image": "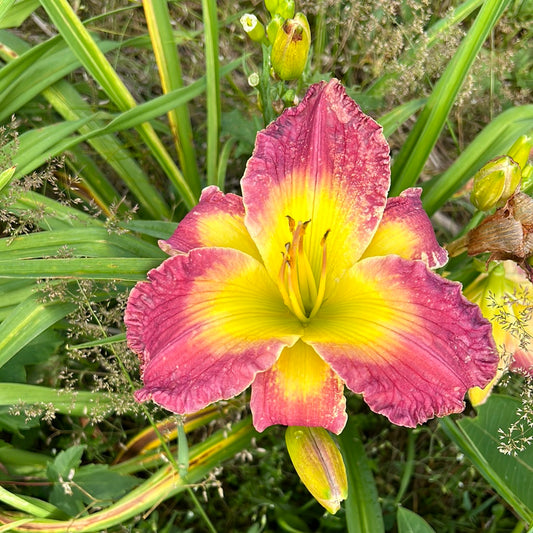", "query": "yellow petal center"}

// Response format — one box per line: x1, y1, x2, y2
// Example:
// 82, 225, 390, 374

278, 217, 329, 322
